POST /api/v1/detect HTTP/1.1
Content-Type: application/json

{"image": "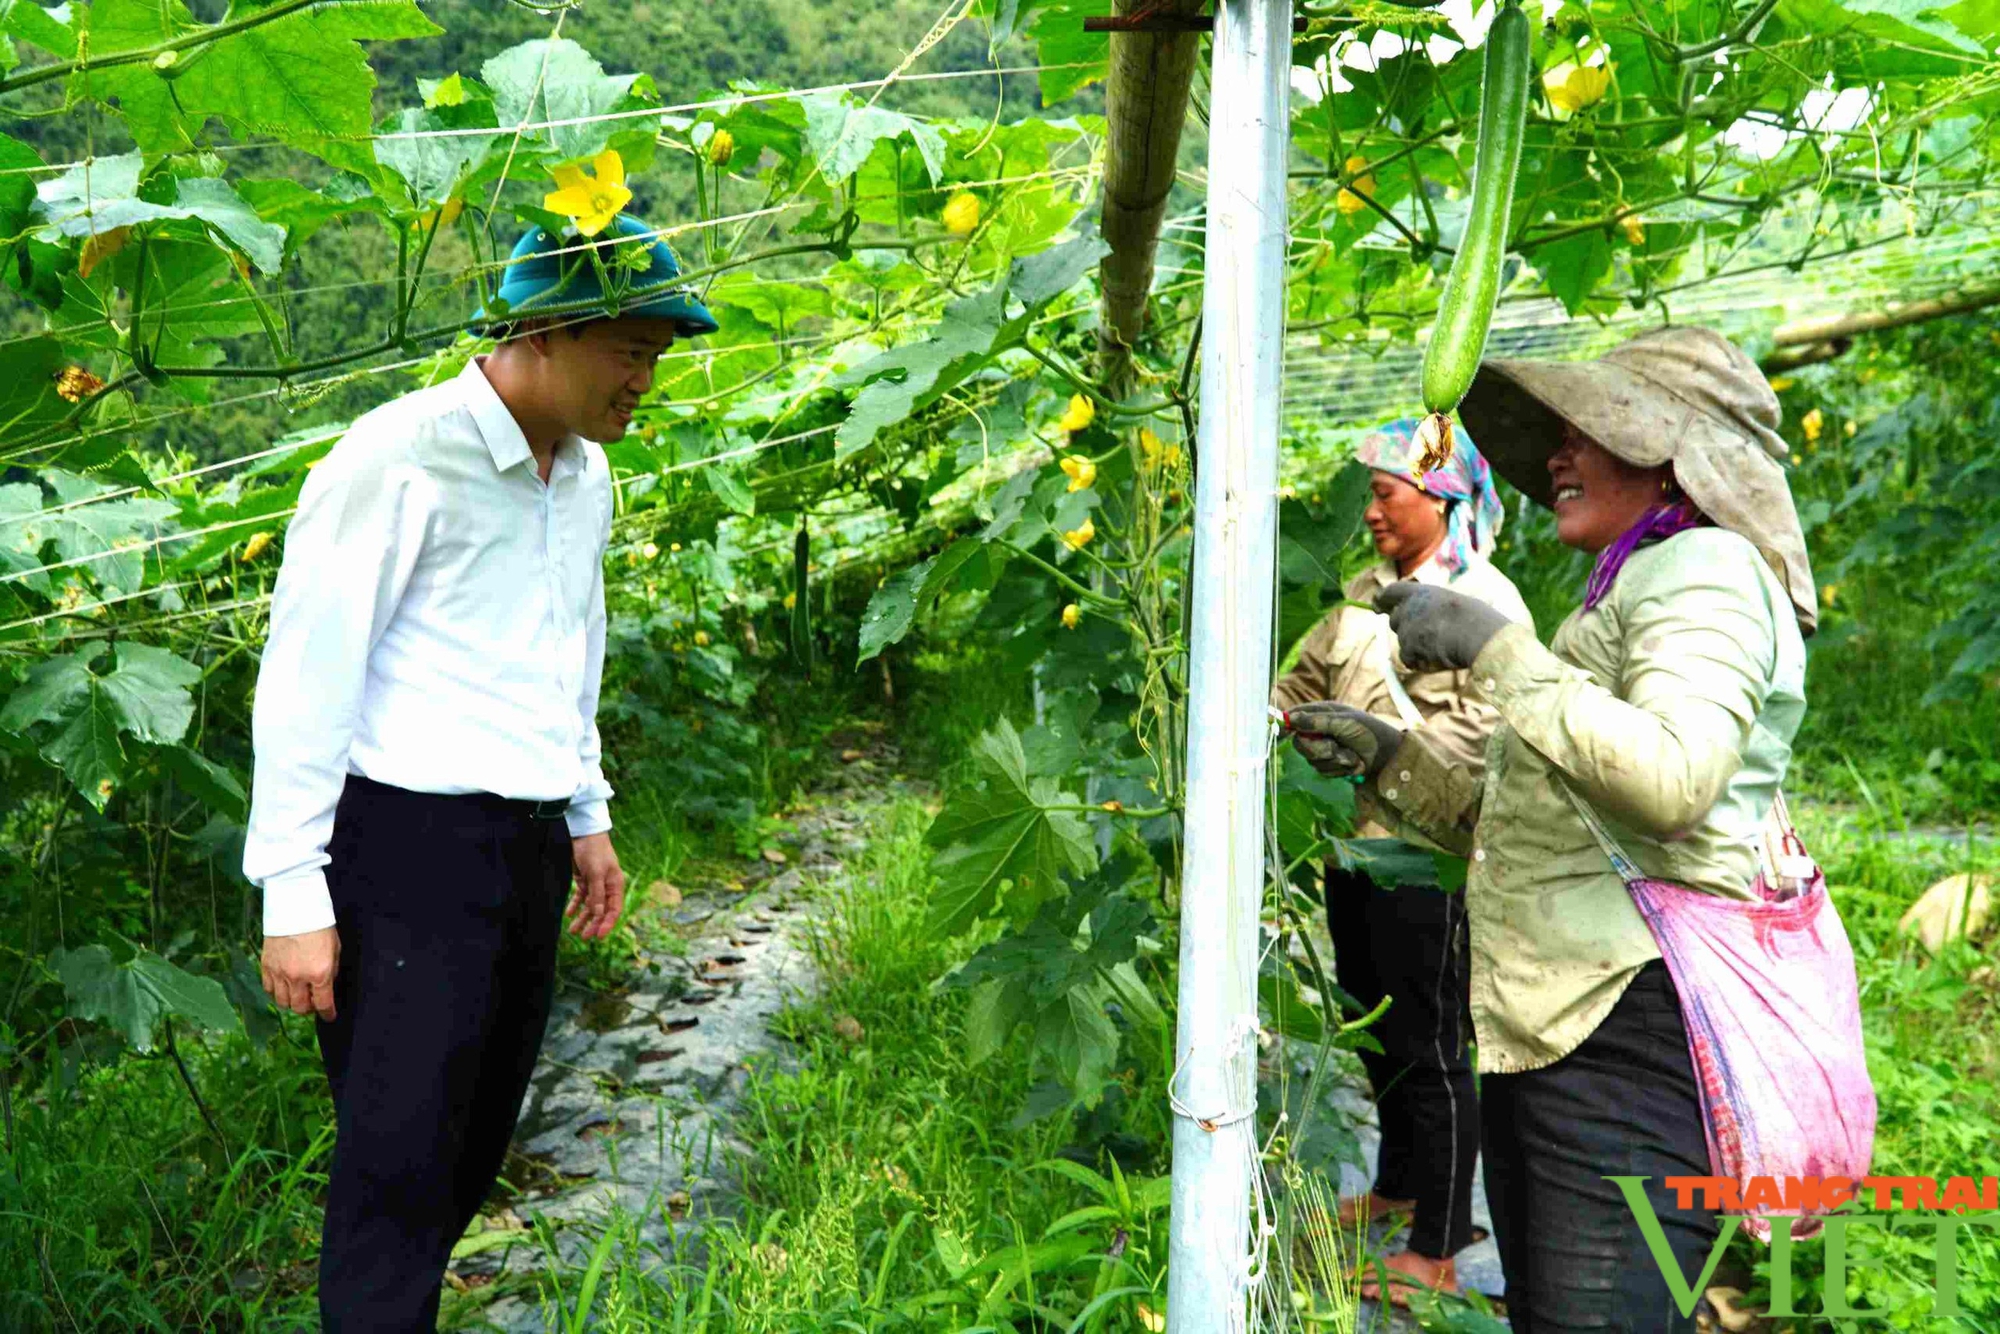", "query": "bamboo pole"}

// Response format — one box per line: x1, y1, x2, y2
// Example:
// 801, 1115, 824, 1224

1165, 0, 1291, 1327
1097, 0, 1208, 395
